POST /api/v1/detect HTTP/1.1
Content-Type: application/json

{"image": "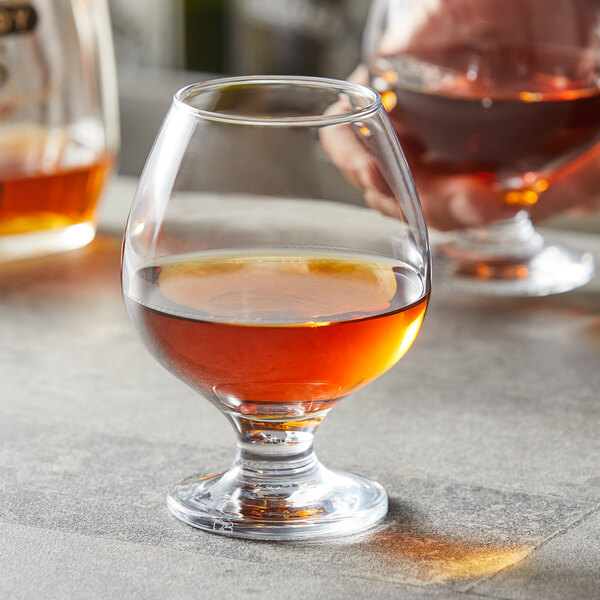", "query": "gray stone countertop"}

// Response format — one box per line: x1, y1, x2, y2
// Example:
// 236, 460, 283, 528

1, 176, 599, 599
